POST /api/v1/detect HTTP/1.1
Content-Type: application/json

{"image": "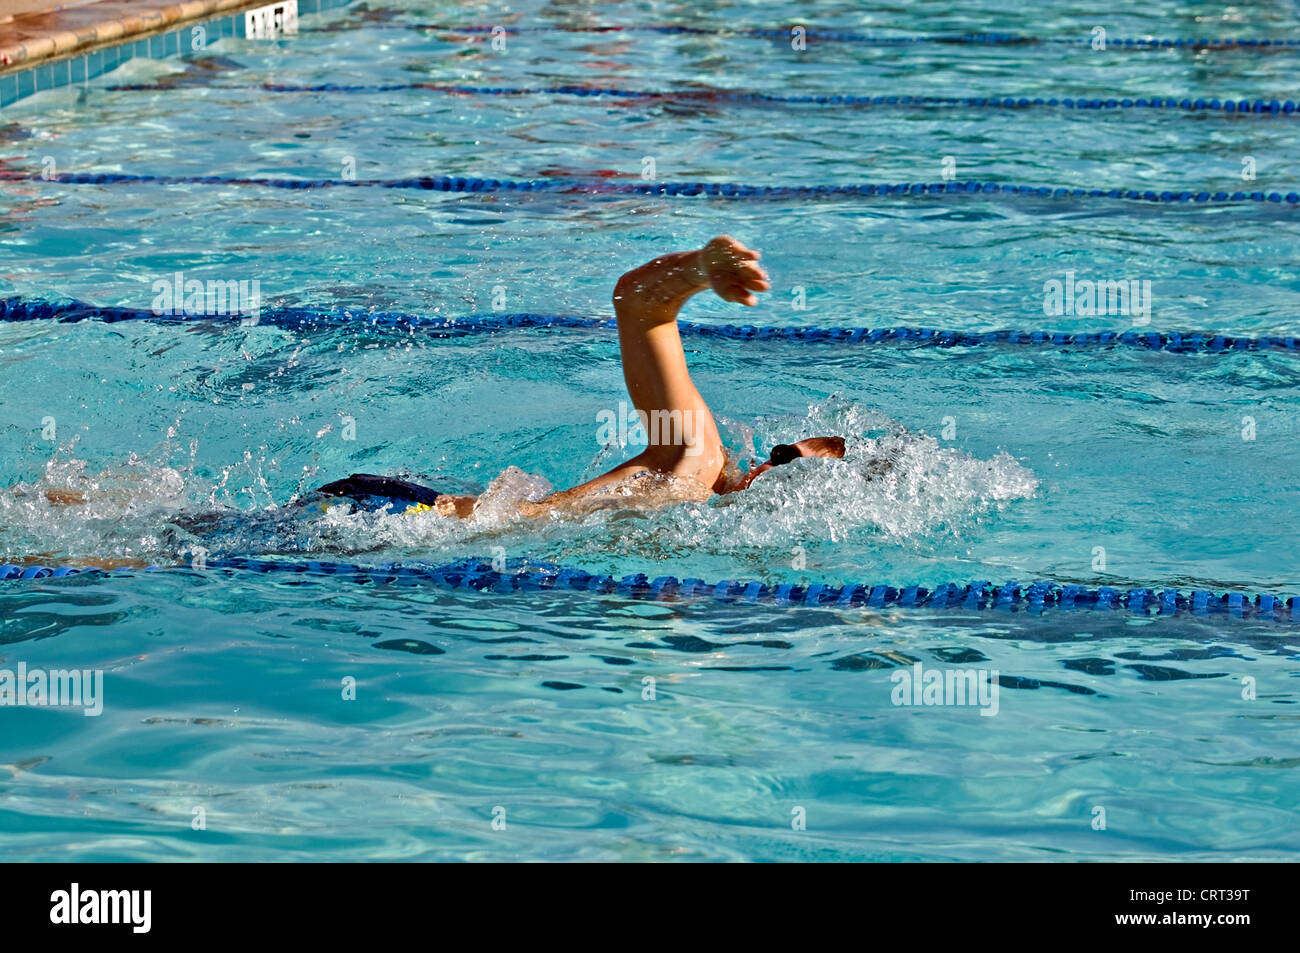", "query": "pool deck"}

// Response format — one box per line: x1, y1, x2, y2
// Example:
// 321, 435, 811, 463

0, 0, 269, 74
